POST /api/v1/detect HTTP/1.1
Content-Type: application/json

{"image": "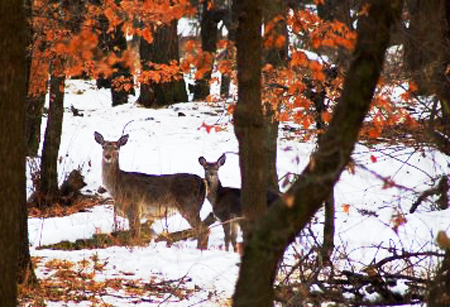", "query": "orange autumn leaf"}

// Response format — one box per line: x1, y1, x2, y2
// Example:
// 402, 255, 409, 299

141, 29, 153, 44
309, 61, 325, 82
321, 111, 330, 123
311, 36, 321, 49
275, 35, 286, 48
264, 35, 274, 48
227, 104, 235, 114
359, 4, 370, 16
342, 204, 350, 214
180, 60, 191, 73
390, 212, 407, 233
198, 122, 213, 133
263, 63, 274, 73
184, 40, 196, 53
409, 81, 418, 93
290, 51, 308, 67
382, 177, 396, 189
368, 126, 381, 139
346, 160, 356, 175
218, 60, 232, 74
